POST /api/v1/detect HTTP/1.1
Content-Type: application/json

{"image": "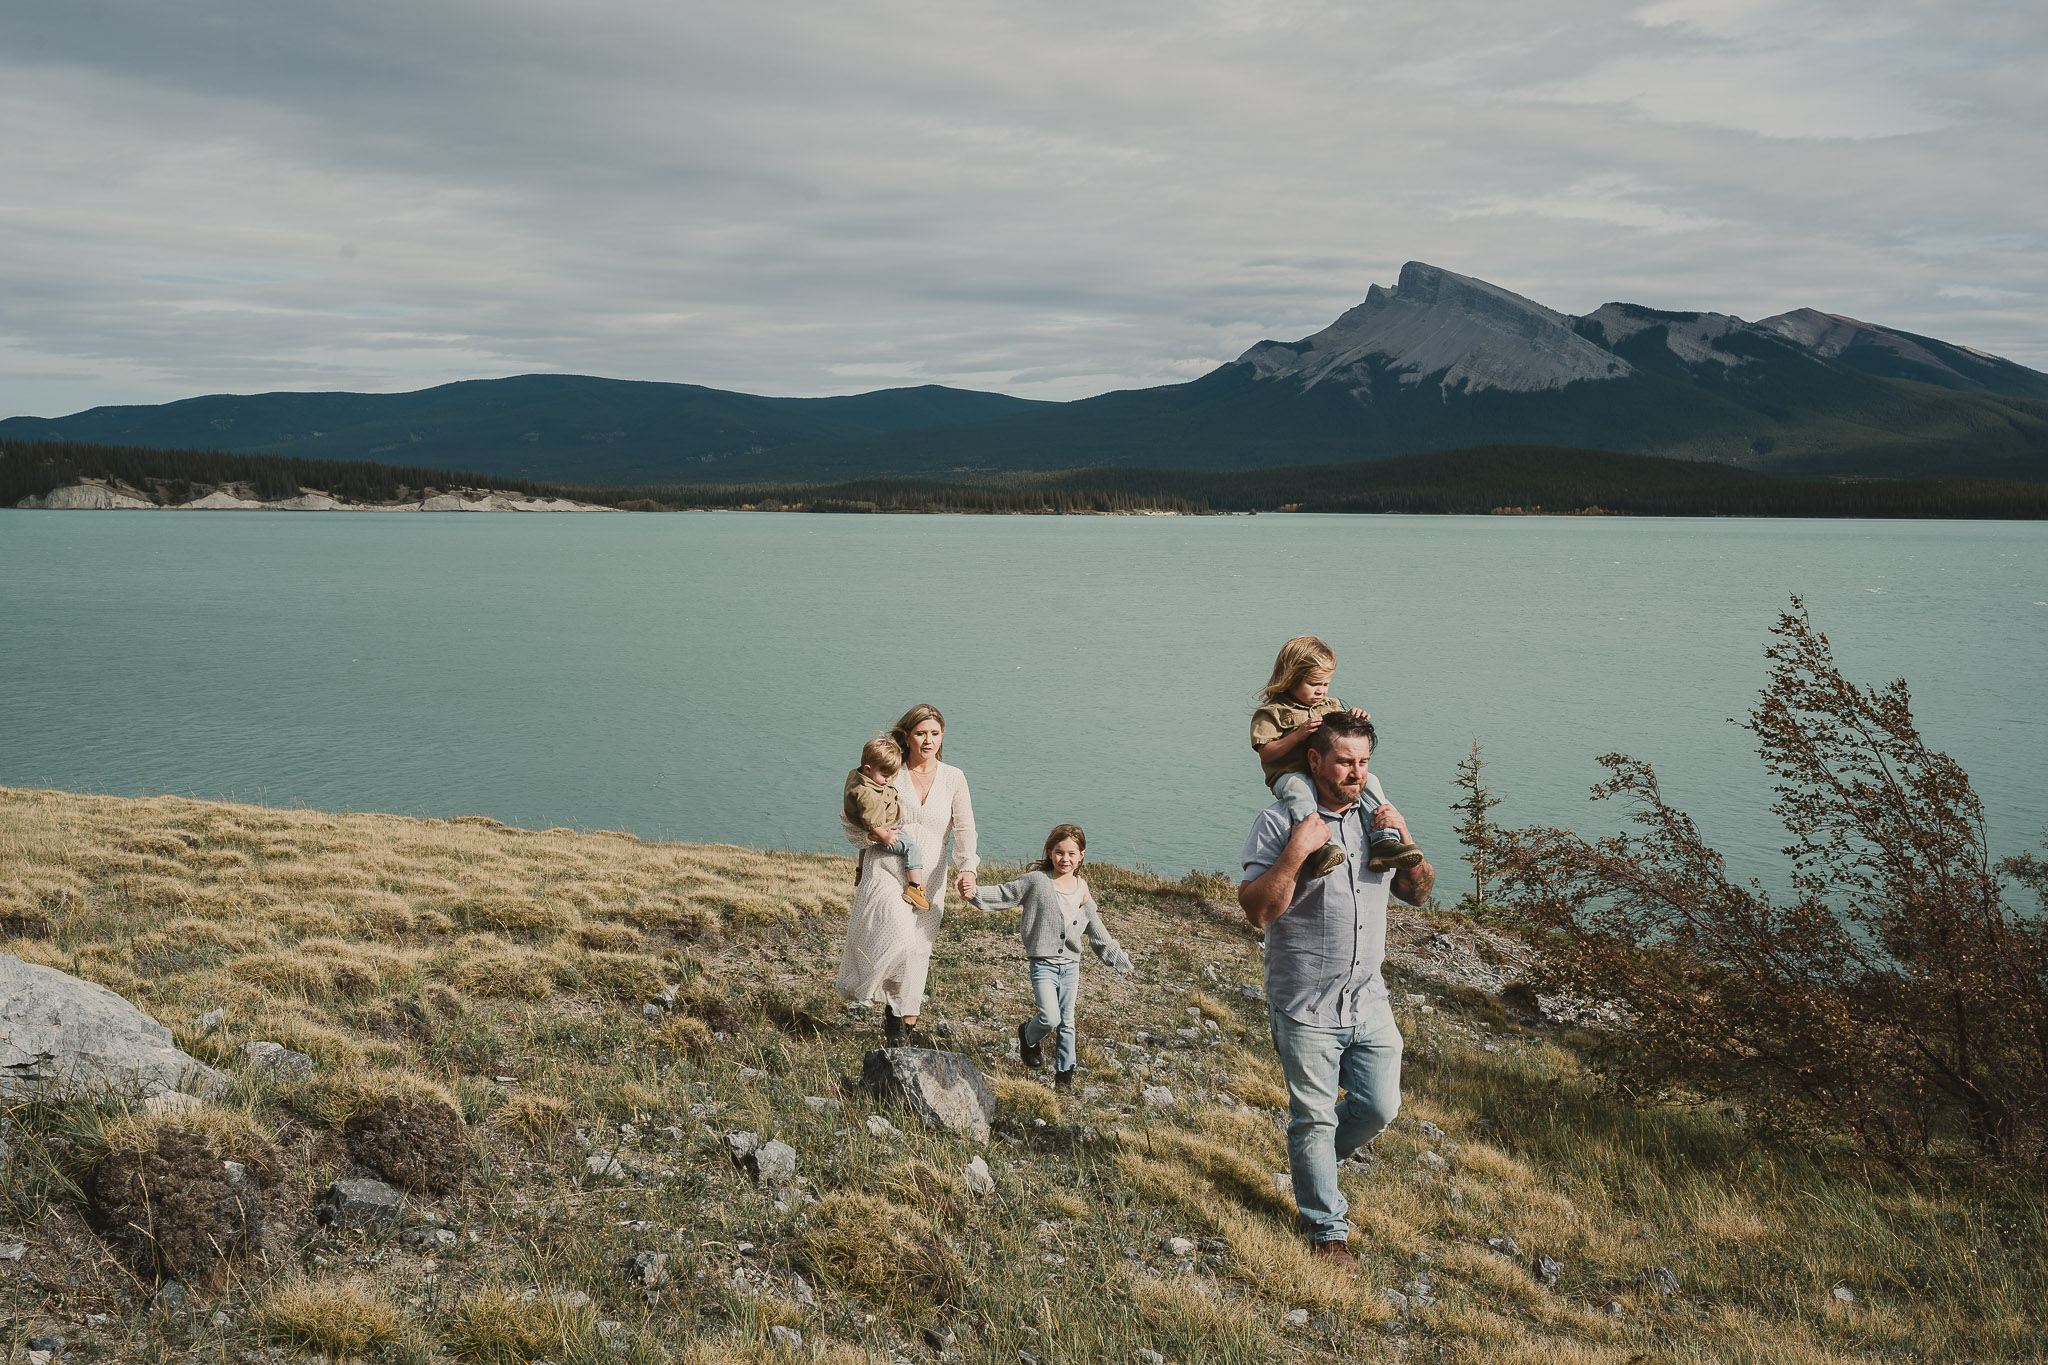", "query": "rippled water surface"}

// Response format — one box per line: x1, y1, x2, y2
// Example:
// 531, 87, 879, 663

3, 510, 2043, 883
